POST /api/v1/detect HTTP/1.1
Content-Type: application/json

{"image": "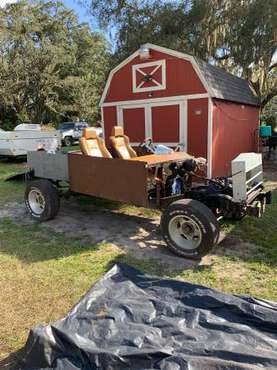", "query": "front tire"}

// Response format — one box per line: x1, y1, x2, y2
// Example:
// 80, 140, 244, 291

25, 180, 60, 221
161, 199, 219, 259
